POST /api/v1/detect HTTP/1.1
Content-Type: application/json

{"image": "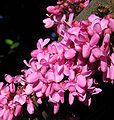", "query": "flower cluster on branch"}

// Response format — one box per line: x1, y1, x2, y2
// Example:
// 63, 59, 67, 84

0, 0, 114, 120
